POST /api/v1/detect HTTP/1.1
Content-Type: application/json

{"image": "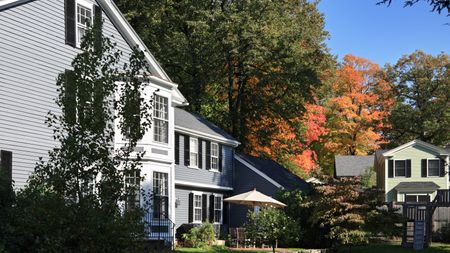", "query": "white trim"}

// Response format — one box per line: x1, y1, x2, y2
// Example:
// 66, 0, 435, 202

393, 159, 407, 178
210, 142, 219, 170
175, 180, 233, 191
189, 137, 199, 168
384, 157, 388, 202
235, 155, 283, 189
192, 192, 203, 223
212, 194, 223, 224
383, 139, 449, 157
426, 158, 441, 177
175, 126, 240, 147
75, 0, 94, 48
